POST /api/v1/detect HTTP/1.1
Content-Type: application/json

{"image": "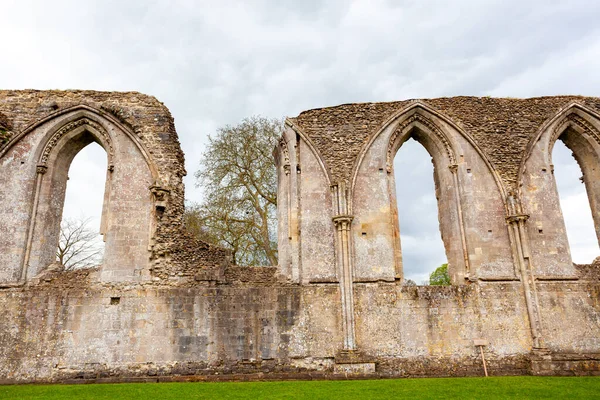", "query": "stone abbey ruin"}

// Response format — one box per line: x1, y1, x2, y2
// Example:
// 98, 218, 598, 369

0, 90, 599, 383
